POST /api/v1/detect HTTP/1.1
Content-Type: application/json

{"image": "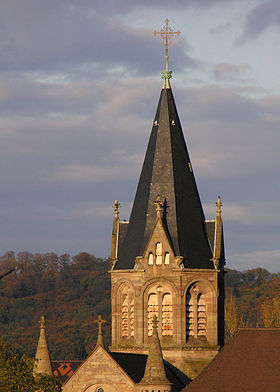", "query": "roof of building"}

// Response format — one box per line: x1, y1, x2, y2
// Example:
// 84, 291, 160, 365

52, 353, 189, 391
116, 85, 213, 270
52, 360, 83, 384
109, 352, 189, 391
183, 328, 280, 392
